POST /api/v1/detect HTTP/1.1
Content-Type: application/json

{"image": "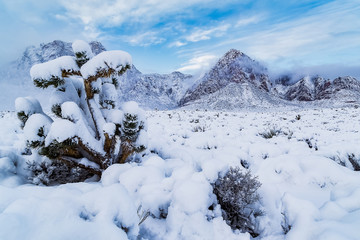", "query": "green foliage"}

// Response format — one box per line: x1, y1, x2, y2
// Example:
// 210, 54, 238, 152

121, 113, 143, 141
26, 126, 47, 149
17, 111, 28, 129
39, 139, 76, 159
100, 100, 116, 109
33, 76, 65, 89
112, 77, 119, 88
75, 51, 90, 68
51, 104, 62, 118
348, 153, 360, 171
